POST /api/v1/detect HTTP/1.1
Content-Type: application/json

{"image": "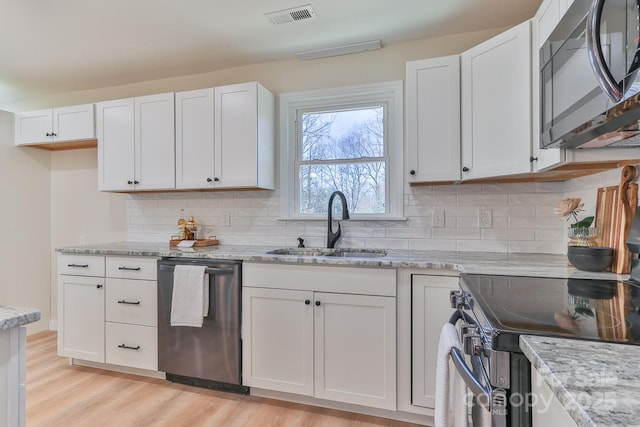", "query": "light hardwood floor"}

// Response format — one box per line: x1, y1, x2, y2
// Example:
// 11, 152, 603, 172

26, 331, 424, 427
